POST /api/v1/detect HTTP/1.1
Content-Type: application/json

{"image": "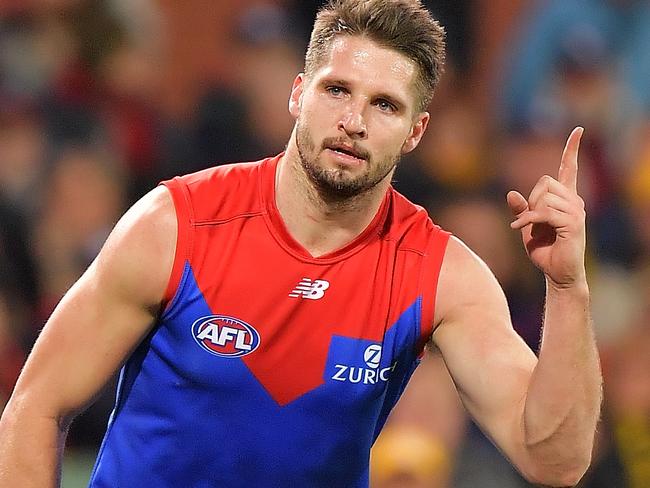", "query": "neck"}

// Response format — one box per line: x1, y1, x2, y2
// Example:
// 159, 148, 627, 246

275, 135, 391, 257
